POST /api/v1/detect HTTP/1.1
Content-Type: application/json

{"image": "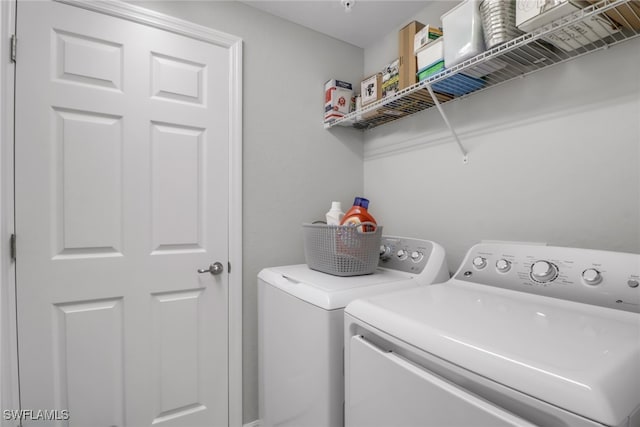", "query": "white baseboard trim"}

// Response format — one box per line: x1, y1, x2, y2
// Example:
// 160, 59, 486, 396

243, 420, 260, 427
